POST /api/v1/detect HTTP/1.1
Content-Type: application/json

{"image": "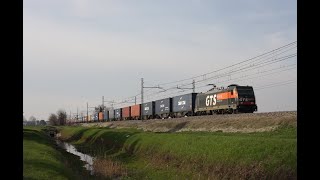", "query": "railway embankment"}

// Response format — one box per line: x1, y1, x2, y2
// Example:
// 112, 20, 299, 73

81, 111, 296, 133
